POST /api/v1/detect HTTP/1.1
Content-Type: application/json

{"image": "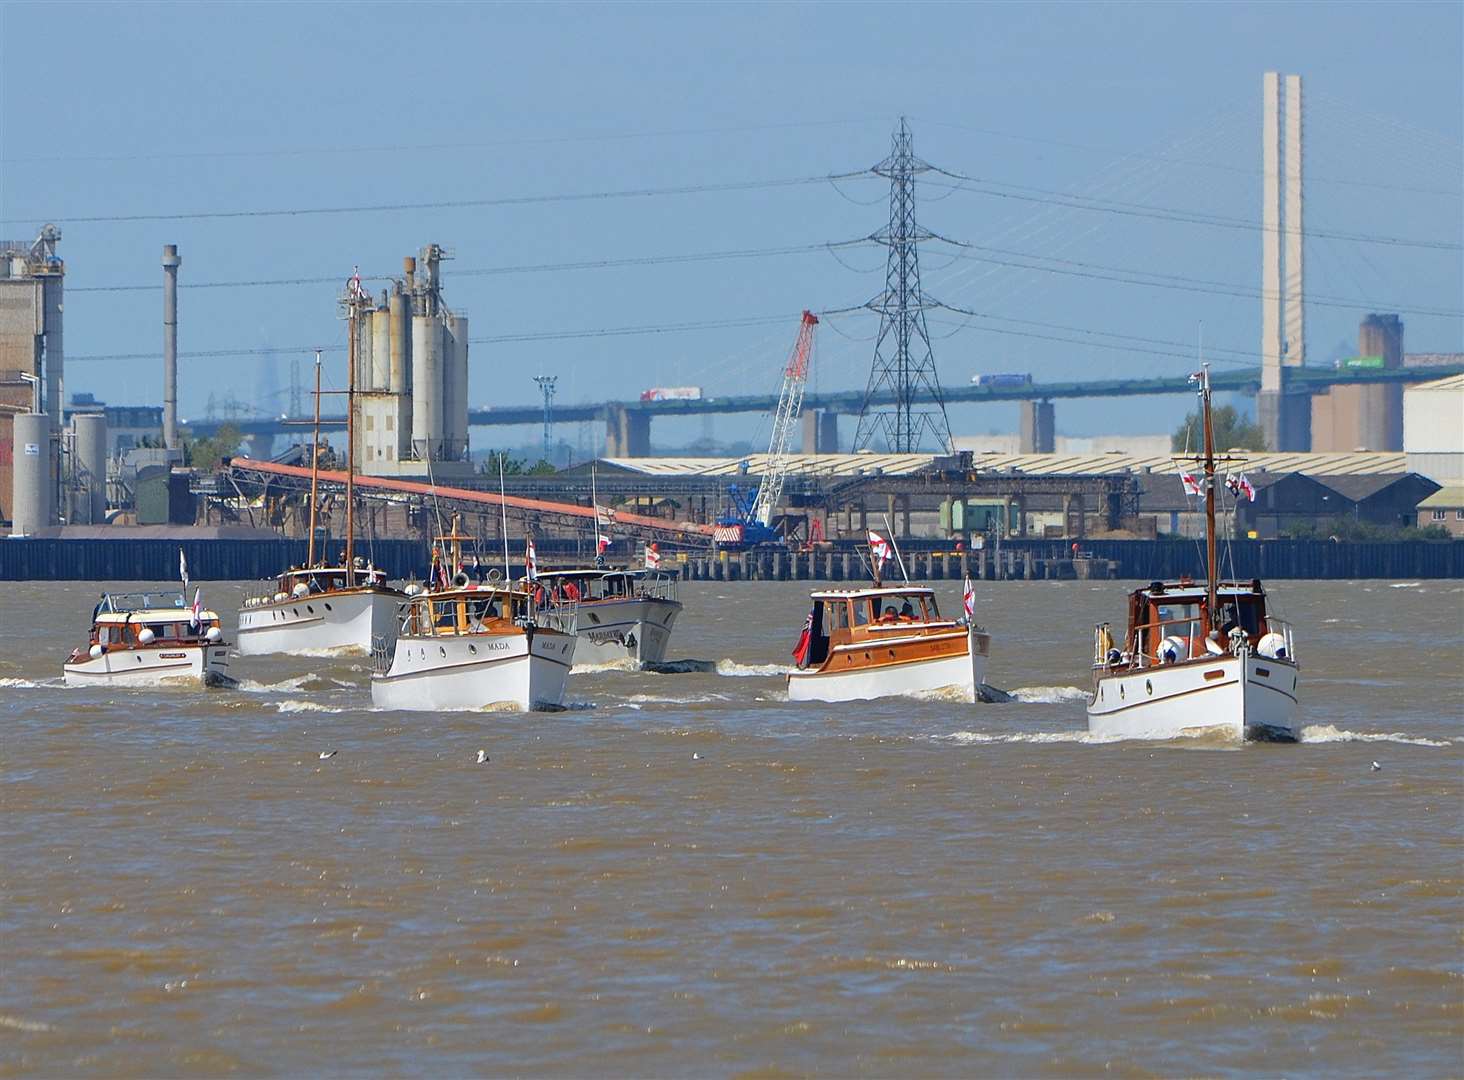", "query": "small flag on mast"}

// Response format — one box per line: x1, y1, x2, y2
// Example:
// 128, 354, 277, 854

525, 537, 538, 580
190, 587, 203, 629
867, 530, 891, 566
597, 533, 611, 554
644, 542, 661, 570
1180, 470, 1202, 498
962, 575, 975, 621
179, 548, 189, 592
